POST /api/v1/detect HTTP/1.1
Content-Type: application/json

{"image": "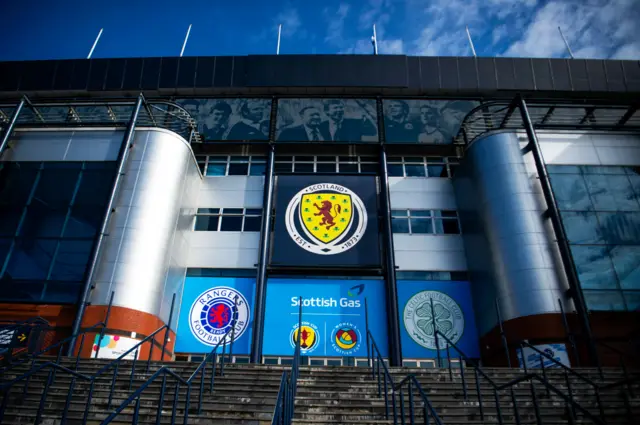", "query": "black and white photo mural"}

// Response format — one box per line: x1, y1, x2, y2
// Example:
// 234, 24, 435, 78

276, 99, 378, 143
176, 98, 272, 142
383, 100, 478, 144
